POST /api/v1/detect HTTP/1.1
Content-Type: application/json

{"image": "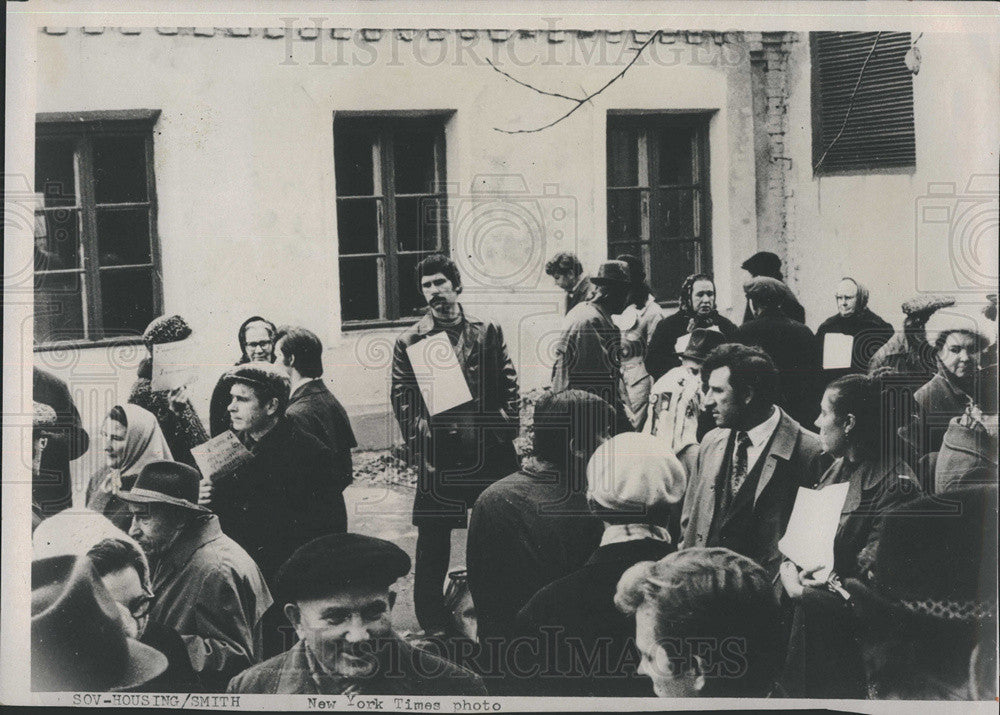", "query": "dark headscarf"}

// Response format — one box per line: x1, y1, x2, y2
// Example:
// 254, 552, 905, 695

236, 316, 277, 365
